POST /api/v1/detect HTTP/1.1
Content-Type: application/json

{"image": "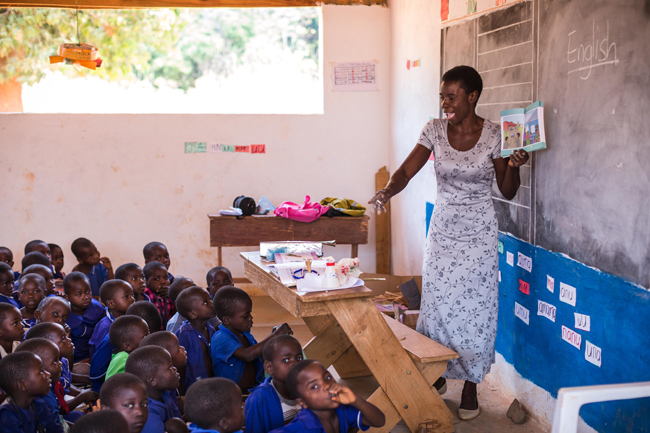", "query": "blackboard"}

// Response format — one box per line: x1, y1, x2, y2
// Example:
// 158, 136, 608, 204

441, 0, 650, 287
